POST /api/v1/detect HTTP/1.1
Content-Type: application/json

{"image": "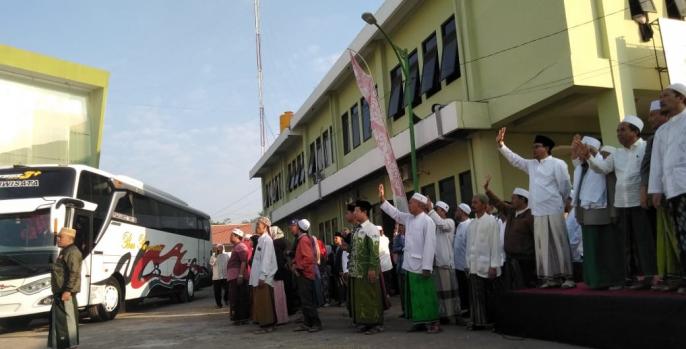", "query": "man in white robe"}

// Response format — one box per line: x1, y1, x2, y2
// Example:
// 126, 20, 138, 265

427, 199, 461, 324
496, 127, 574, 288
249, 216, 279, 334
379, 184, 440, 333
